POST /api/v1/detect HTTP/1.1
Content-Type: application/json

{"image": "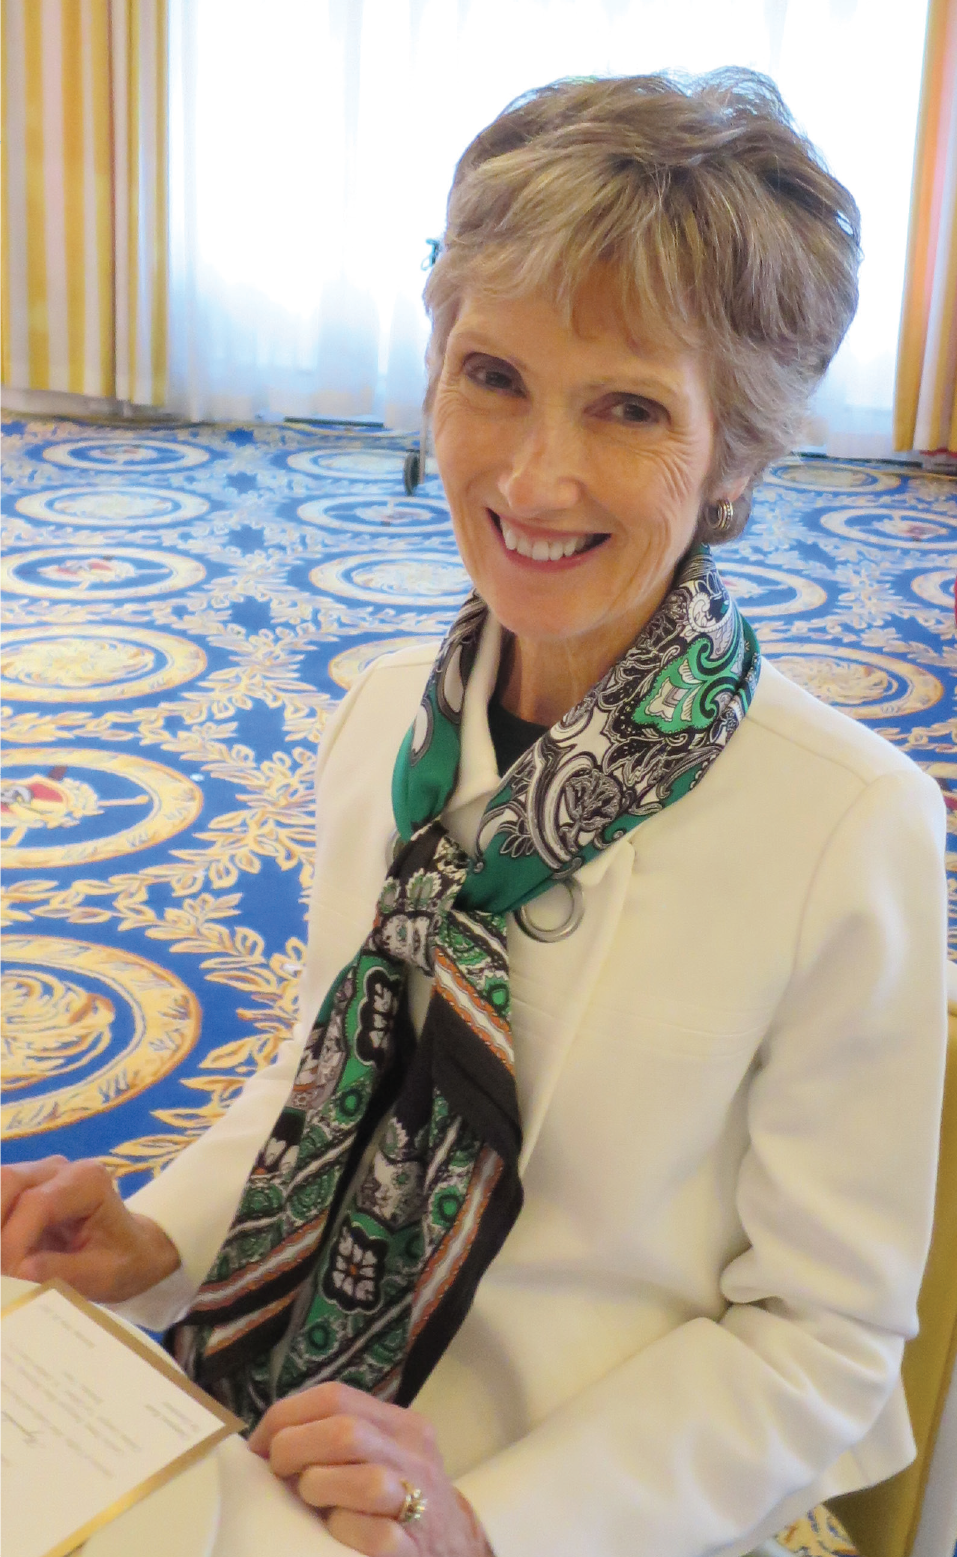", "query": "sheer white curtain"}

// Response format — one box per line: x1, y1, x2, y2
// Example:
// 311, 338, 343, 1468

167, 0, 929, 453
